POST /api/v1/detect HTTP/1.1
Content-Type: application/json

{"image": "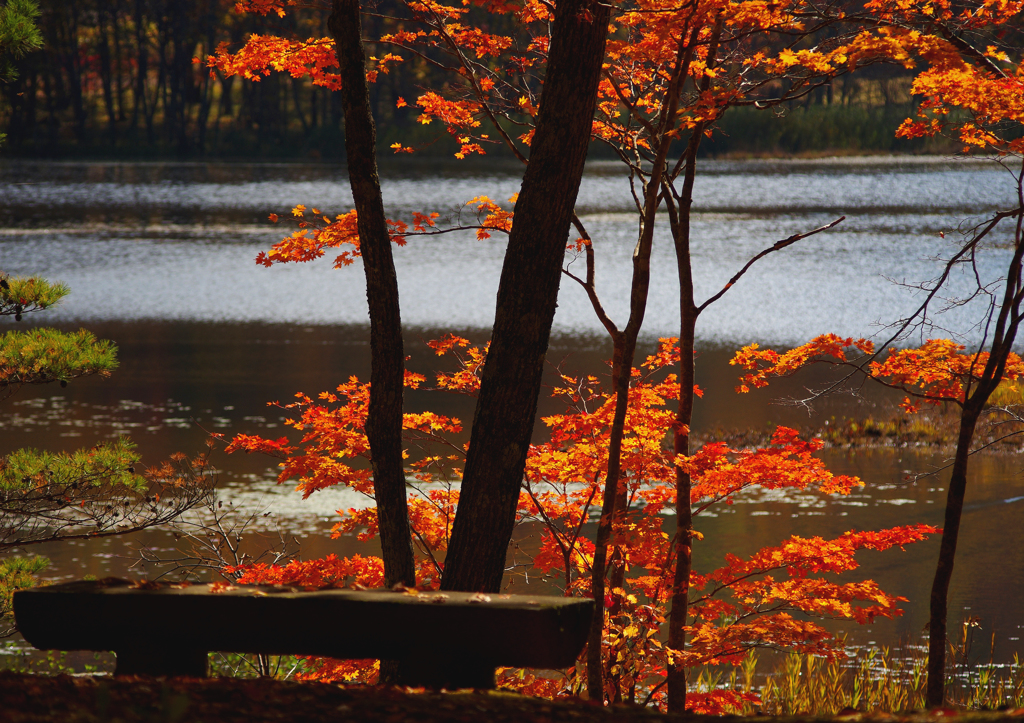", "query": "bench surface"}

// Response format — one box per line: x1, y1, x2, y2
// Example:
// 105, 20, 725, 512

14, 580, 594, 688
